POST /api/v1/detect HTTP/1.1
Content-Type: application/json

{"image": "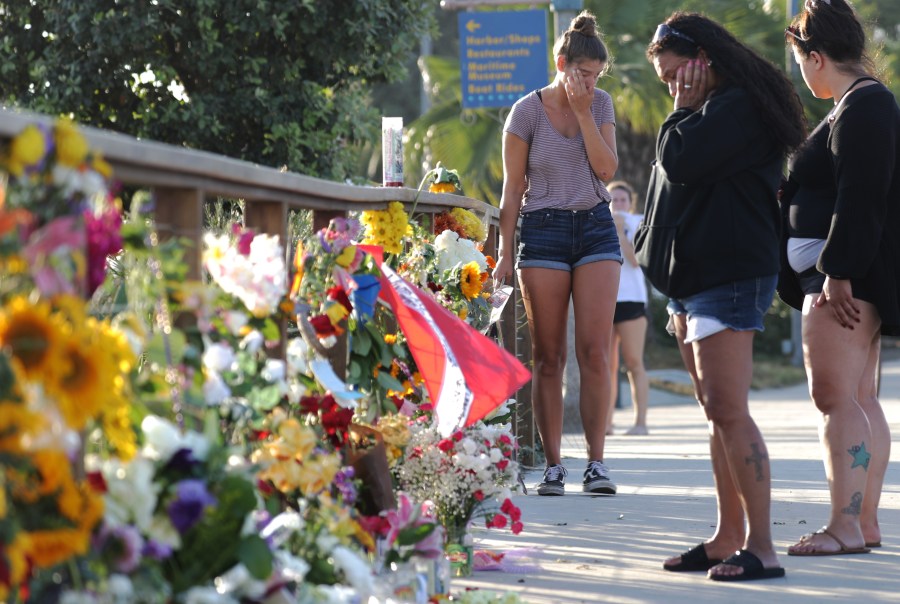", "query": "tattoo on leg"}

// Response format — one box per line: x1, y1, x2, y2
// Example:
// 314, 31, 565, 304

841, 491, 863, 516
848, 442, 871, 471
745, 443, 768, 481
